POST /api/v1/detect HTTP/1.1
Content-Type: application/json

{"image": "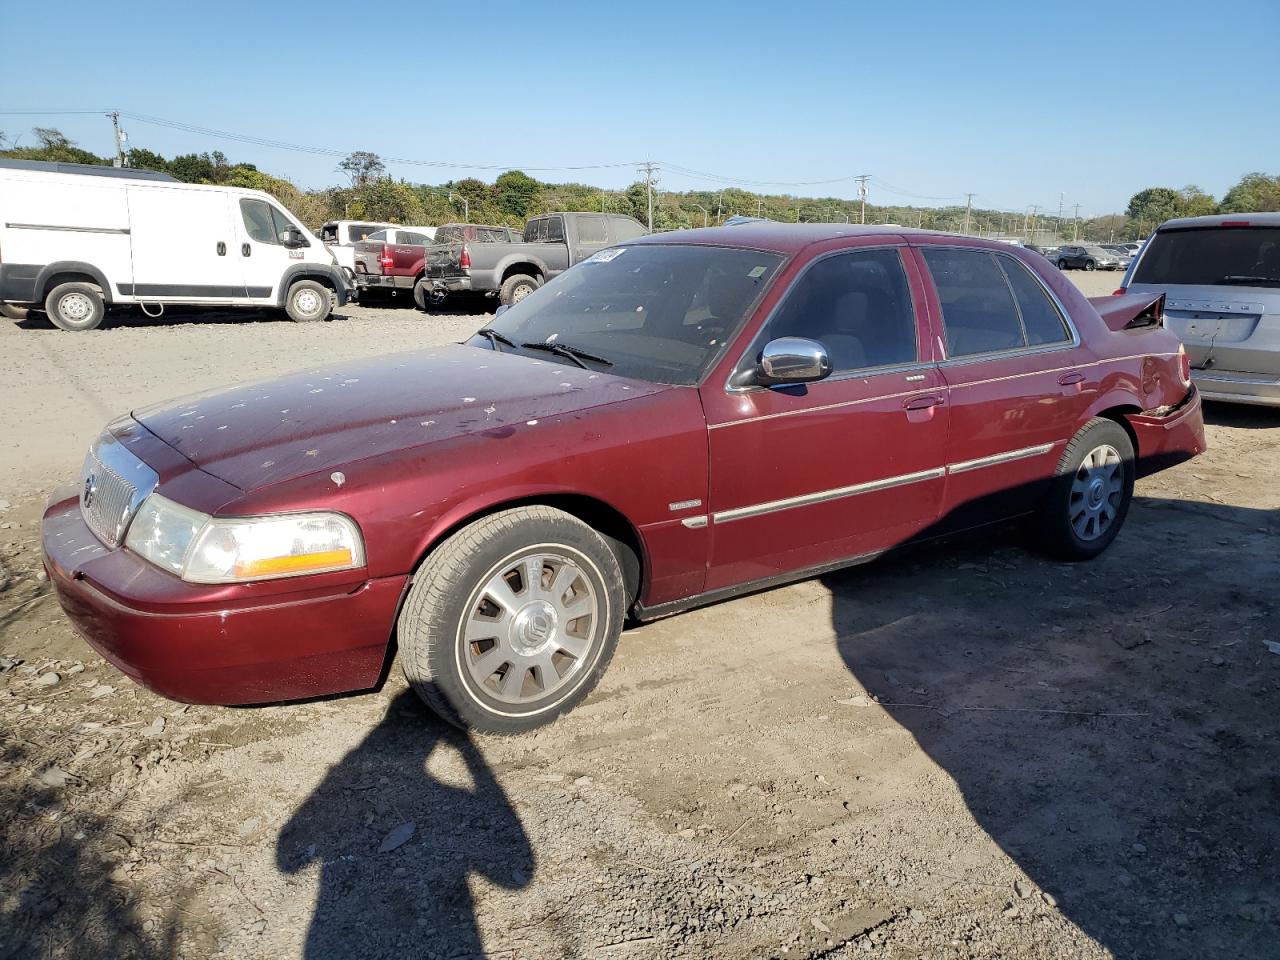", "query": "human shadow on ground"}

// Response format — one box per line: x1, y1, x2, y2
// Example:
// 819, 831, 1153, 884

826, 496, 1279, 958
277, 689, 533, 959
